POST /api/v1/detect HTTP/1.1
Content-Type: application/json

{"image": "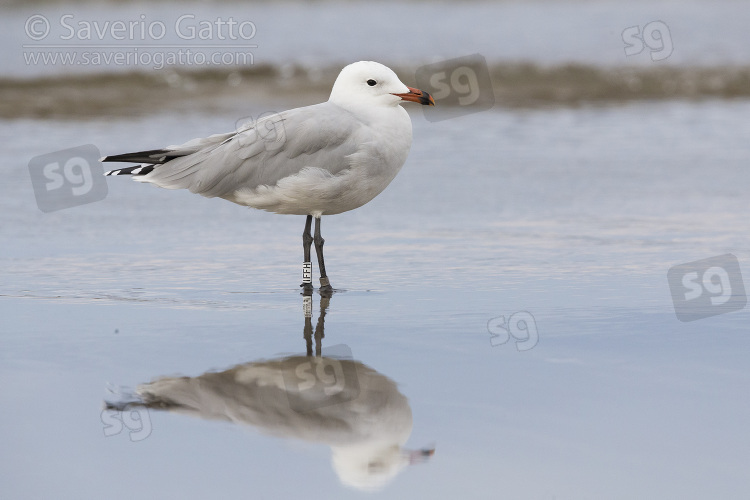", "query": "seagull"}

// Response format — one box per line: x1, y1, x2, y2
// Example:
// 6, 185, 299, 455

102, 61, 434, 294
